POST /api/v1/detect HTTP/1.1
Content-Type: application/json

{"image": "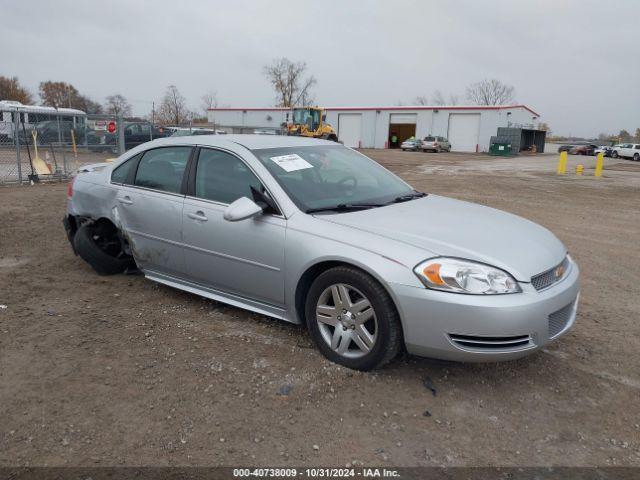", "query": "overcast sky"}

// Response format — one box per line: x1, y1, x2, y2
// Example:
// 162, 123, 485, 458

2, 0, 638, 137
